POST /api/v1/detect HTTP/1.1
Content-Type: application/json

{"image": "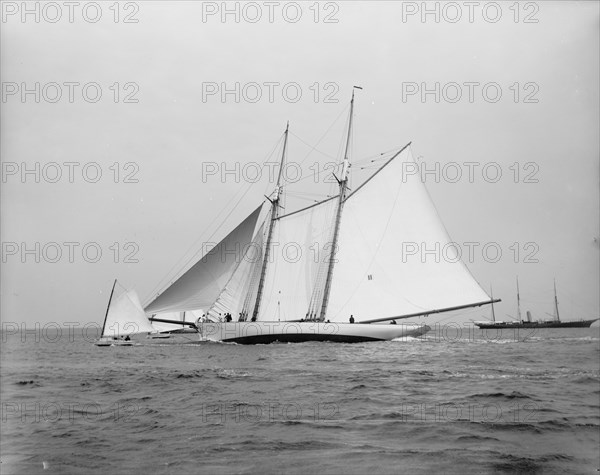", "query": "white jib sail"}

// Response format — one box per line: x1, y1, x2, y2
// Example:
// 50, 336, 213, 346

103, 289, 156, 337
326, 145, 490, 322
144, 205, 264, 314
208, 222, 265, 321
